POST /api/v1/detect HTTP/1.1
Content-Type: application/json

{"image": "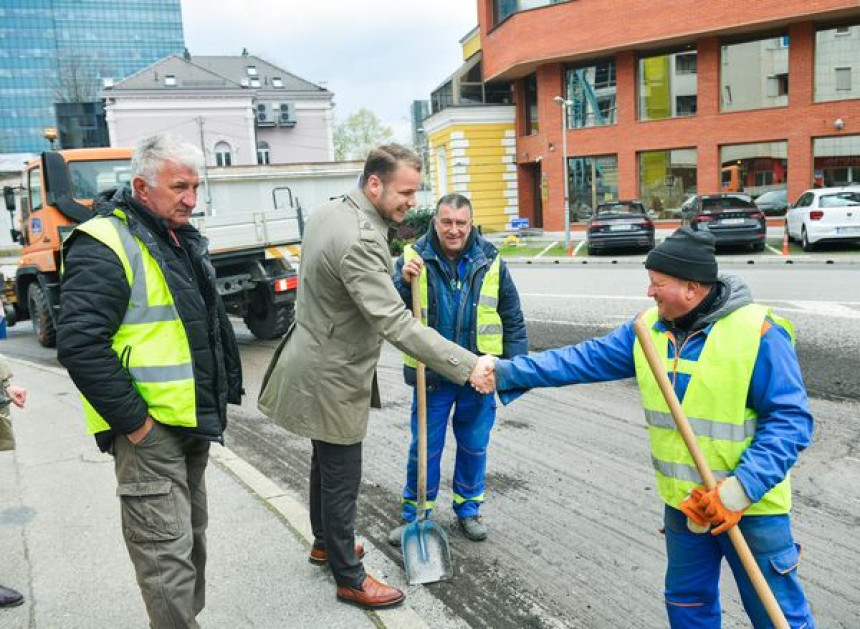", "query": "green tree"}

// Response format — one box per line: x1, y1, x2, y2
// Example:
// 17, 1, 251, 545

334, 108, 393, 161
